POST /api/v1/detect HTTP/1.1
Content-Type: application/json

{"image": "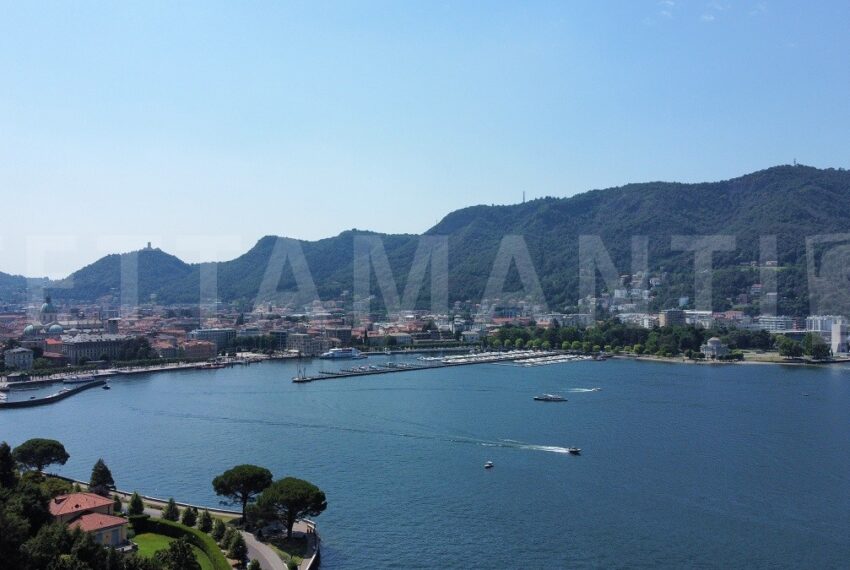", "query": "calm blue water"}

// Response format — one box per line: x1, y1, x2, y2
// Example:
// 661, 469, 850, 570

2, 357, 849, 569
